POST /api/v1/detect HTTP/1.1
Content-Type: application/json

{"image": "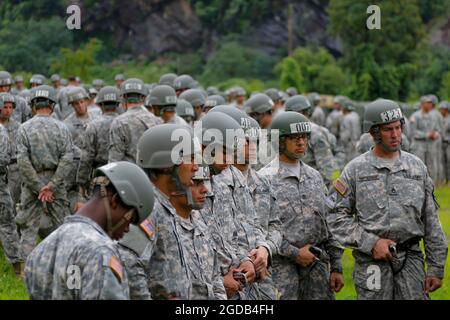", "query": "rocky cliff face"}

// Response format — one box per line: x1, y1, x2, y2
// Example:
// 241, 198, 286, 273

78, 0, 341, 58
